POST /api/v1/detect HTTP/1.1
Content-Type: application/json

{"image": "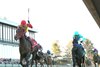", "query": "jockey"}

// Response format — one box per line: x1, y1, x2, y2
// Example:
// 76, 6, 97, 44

47, 50, 51, 54
19, 20, 33, 40
73, 34, 81, 46
20, 20, 33, 33
93, 48, 98, 54
72, 32, 84, 48
72, 33, 85, 58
